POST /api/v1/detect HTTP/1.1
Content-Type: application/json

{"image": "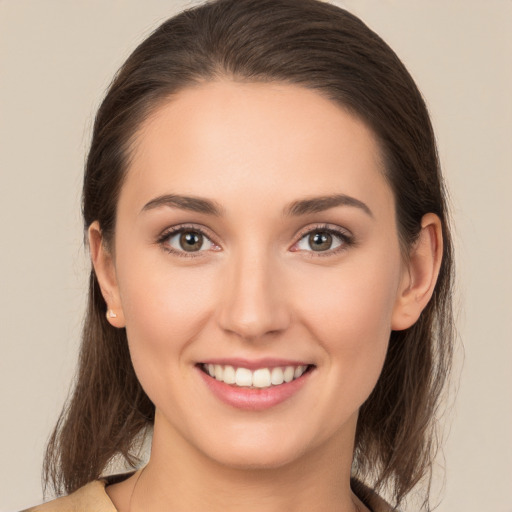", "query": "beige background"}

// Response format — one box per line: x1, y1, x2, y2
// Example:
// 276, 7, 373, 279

1, 1, 511, 510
